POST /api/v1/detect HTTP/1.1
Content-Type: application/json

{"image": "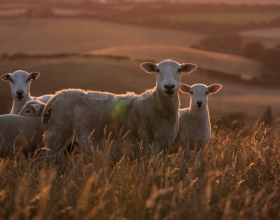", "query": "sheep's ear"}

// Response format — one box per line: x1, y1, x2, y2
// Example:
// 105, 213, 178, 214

180, 63, 197, 74
141, 63, 157, 74
1, 73, 11, 81
179, 84, 192, 94
31, 103, 41, 112
208, 84, 222, 94
29, 72, 40, 81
